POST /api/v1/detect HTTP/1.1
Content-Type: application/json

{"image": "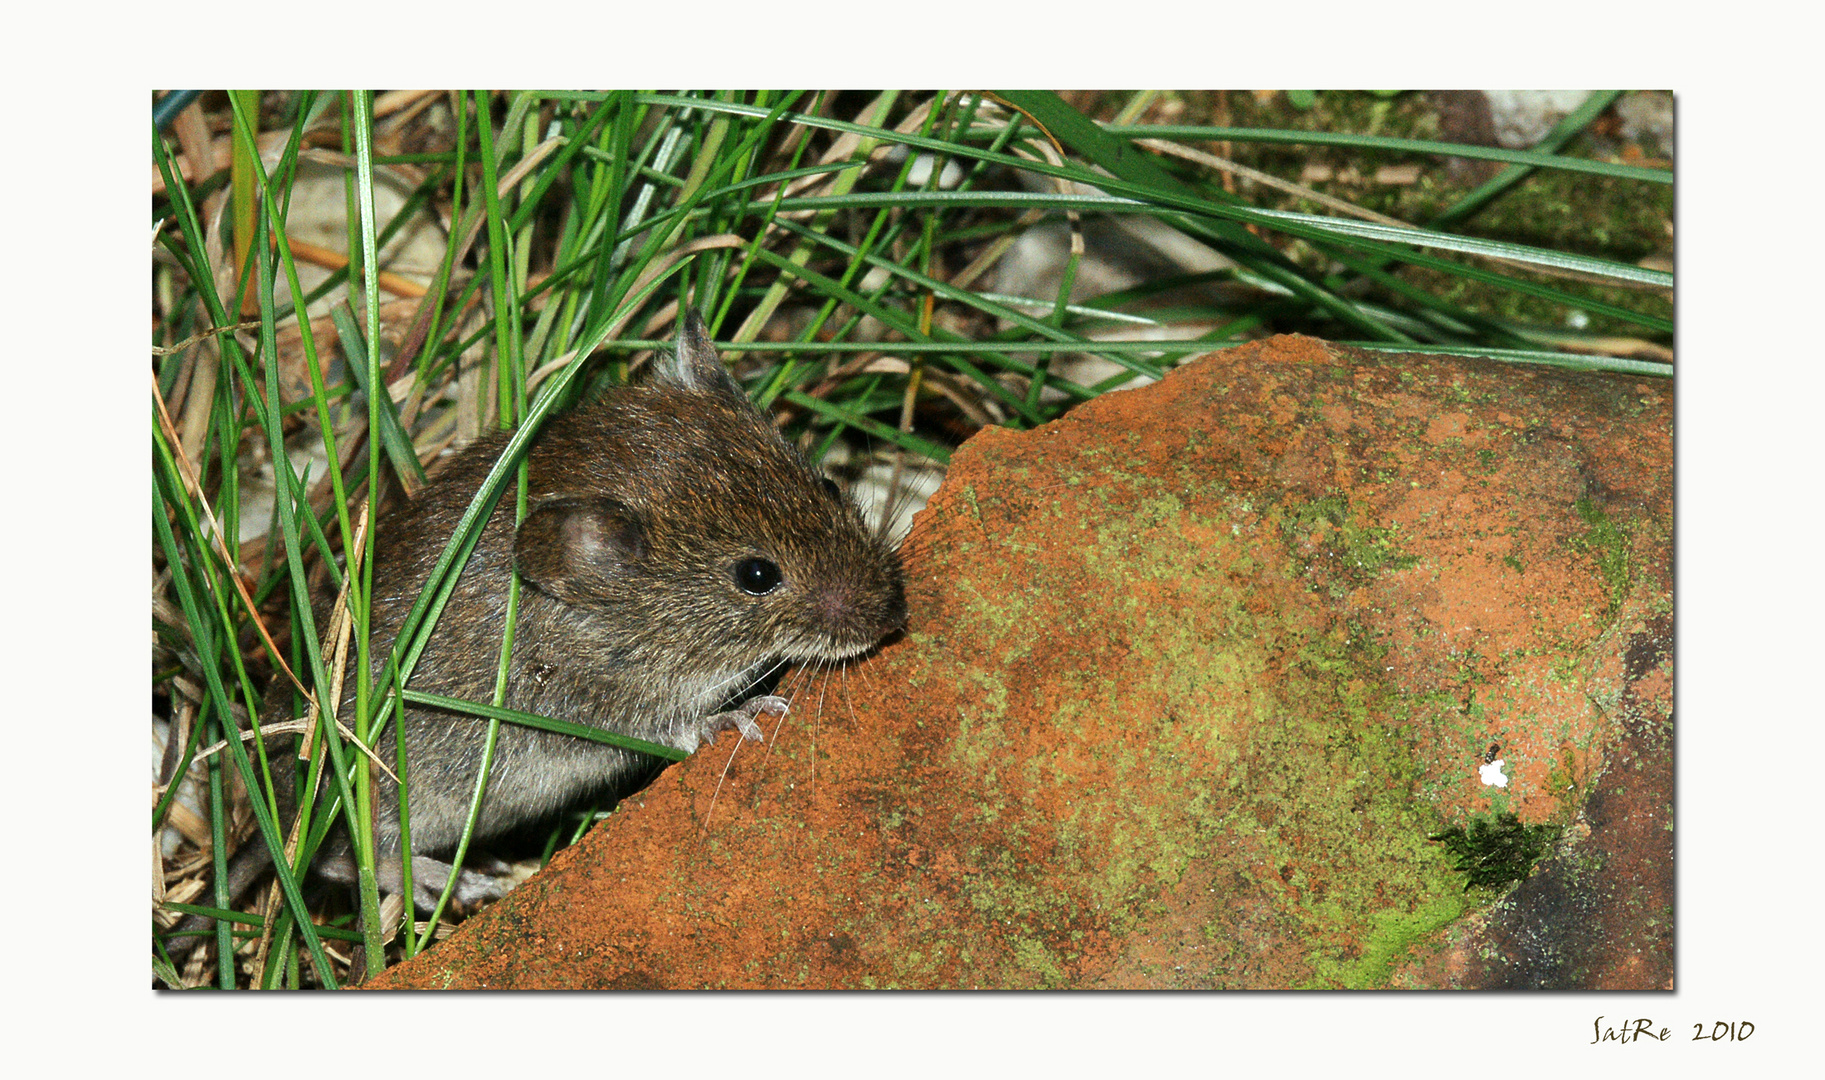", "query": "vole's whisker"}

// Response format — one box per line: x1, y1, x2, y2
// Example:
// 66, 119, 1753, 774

704, 733, 746, 835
